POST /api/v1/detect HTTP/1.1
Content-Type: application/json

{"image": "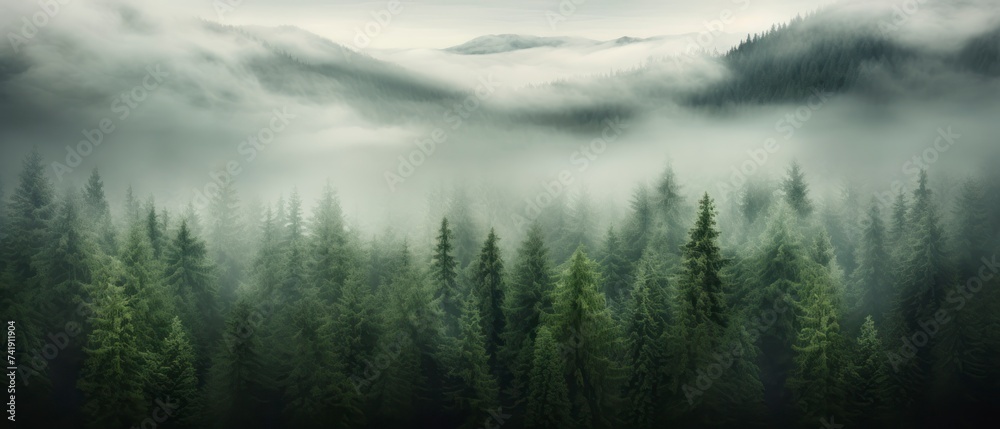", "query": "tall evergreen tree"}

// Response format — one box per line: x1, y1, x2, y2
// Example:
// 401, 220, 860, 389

501, 222, 555, 405
77, 282, 148, 429
208, 179, 245, 309
443, 294, 500, 429
120, 222, 175, 349
307, 182, 354, 303
598, 226, 632, 305
848, 316, 891, 429
151, 317, 202, 429
432, 217, 461, 330
472, 228, 506, 374
548, 248, 622, 429
852, 201, 893, 329
524, 326, 572, 429
782, 161, 813, 218
163, 220, 219, 377
788, 290, 849, 426
83, 168, 117, 254
622, 253, 671, 428
207, 299, 271, 429
621, 185, 653, 265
